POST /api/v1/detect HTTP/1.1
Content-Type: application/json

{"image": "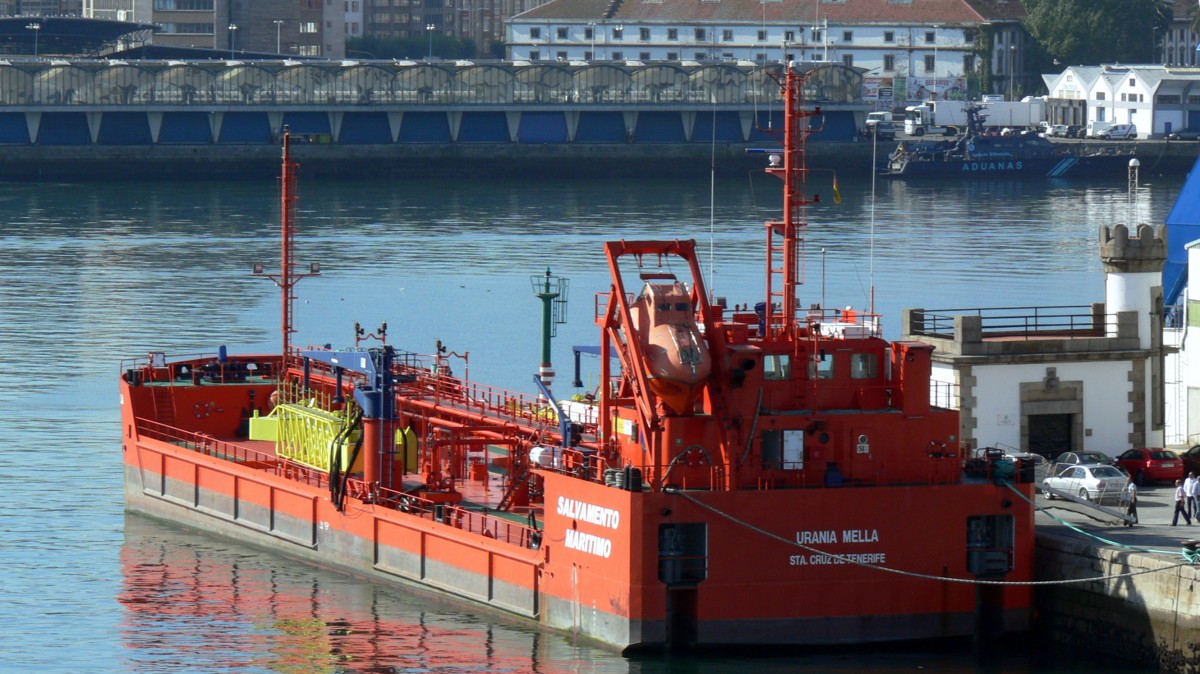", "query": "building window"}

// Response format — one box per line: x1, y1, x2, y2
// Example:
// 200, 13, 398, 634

612, 51, 623, 59
694, 52, 705, 59
584, 27, 593, 39
1129, 77, 1135, 86
556, 50, 567, 60
530, 50, 540, 60
755, 52, 766, 61
883, 54, 894, 71
157, 22, 214, 34
925, 30, 934, 43
667, 51, 678, 59
784, 30, 794, 42
1096, 92, 1105, 100
924, 55, 934, 72
757, 29, 766, 41
1158, 94, 1181, 104
640, 27, 650, 40
154, 0, 215, 8
584, 50, 592, 59
842, 54, 853, 67
722, 29, 733, 42
640, 51, 650, 59
842, 30, 851, 42
695, 28, 706, 41
963, 54, 975, 72
667, 28, 678, 41
556, 27, 567, 39
613, 26, 623, 39
530, 27, 541, 40
883, 31, 894, 43
300, 22, 318, 33
811, 28, 821, 42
